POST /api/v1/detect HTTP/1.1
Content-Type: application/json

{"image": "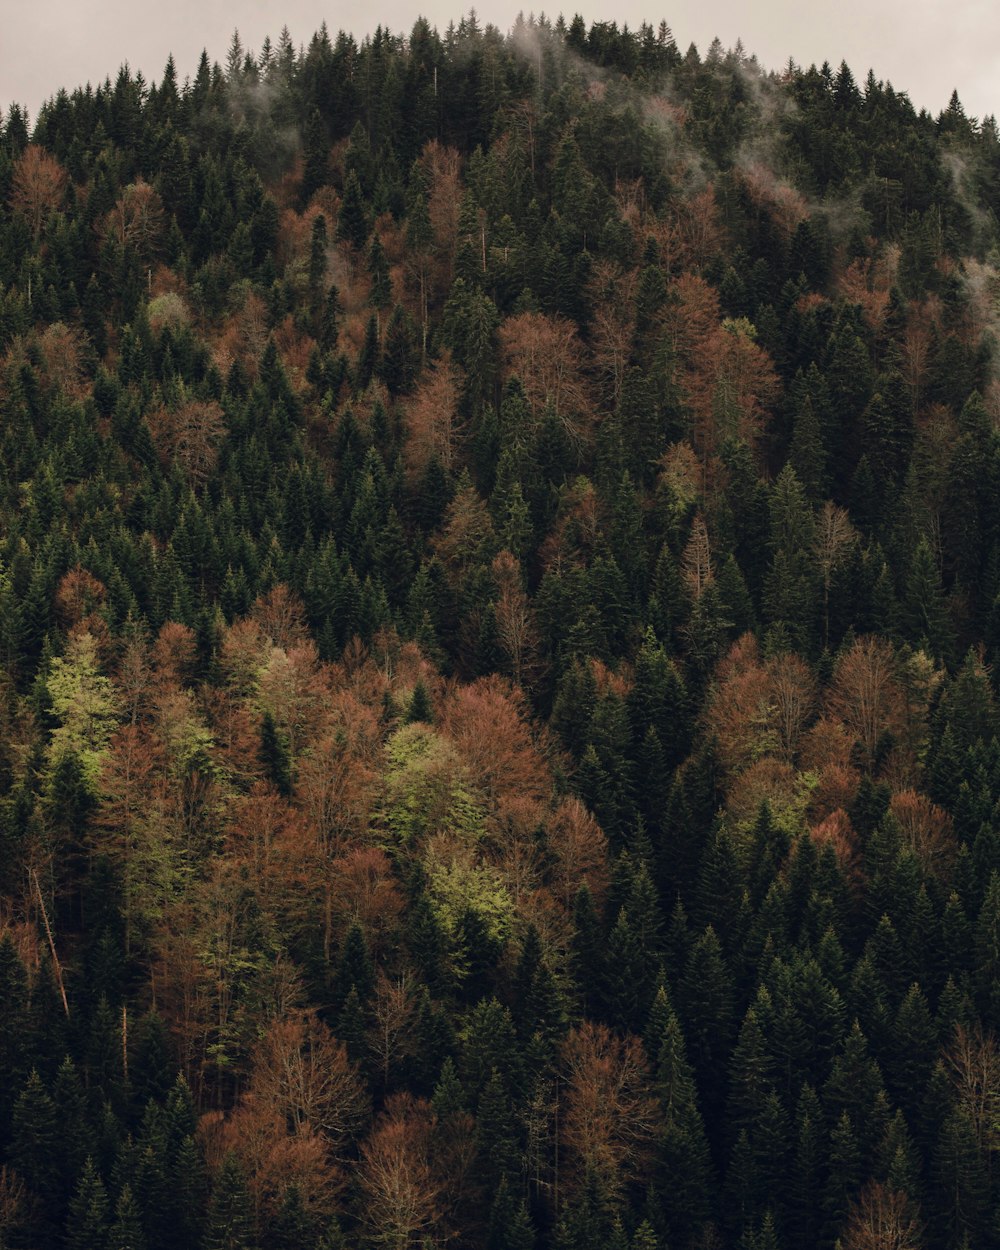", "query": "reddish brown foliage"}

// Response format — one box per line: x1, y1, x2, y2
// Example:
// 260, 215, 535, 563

826, 636, 905, 768
421, 140, 463, 262
559, 1021, 661, 1202
10, 144, 67, 238
703, 635, 772, 776
739, 164, 808, 235
248, 1011, 369, 1151
770, 652, 818, 761
686, 321, 780, 465
681, 515, 714, 601
704, 635, 817, 781
402, 350, 463, 478
546, 796, 610, 908
837, 254, 892, 338
326, 847, 405, 954
358, 1094, 447, 1248
499, 312, 594, 446
492, 550, 543, 689
296, 696, 382, 850
889, 789, 956, 874
225, 784, 306, 910
54, 568, 107, 636
809, 808, 862, 882
200, 1011, 362, 1228
151, 622, 198, 689
212, 289, 270, 378
726, 757, 799, 830
676, 185, 726, 268
147, 399, 226, 485
841, 1181, 923, 1250
252, 585, 310, 651
102, 179, 164, 258
38, 323, 88, 399
439, 675, 550, 809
